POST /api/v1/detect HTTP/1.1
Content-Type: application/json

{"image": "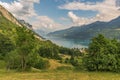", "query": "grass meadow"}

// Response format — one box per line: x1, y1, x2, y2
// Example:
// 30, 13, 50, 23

0, 60, 120, 80
0, 69, 120, 80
